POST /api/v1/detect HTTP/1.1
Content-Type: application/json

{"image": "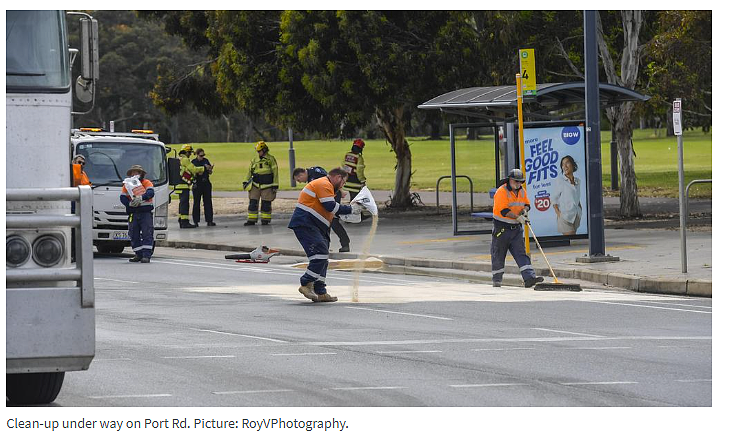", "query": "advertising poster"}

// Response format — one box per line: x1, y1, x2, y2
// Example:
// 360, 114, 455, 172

523, 123, 588, 238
